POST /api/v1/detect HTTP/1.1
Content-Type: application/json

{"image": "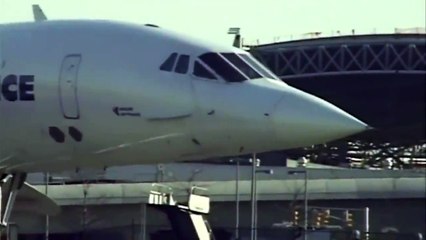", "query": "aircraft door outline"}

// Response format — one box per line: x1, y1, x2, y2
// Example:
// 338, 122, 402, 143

59, 54, 81, 119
